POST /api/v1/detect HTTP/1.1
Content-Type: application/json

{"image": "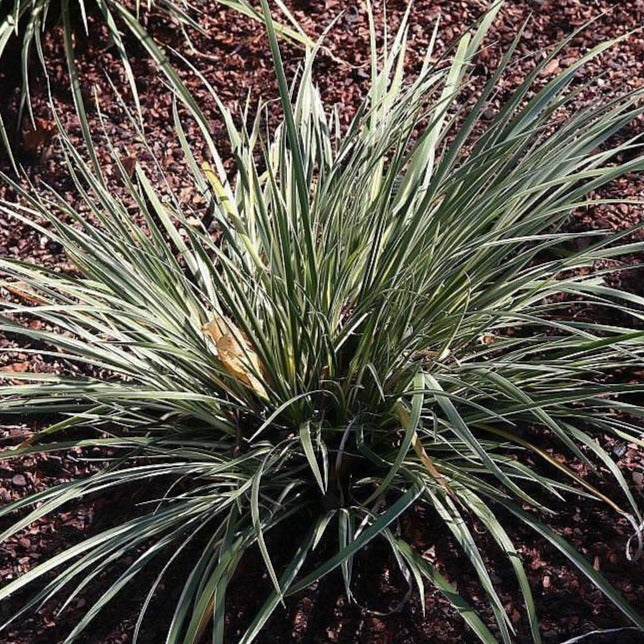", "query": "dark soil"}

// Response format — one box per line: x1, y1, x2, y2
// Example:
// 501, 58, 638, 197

0, 0, 643, 642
